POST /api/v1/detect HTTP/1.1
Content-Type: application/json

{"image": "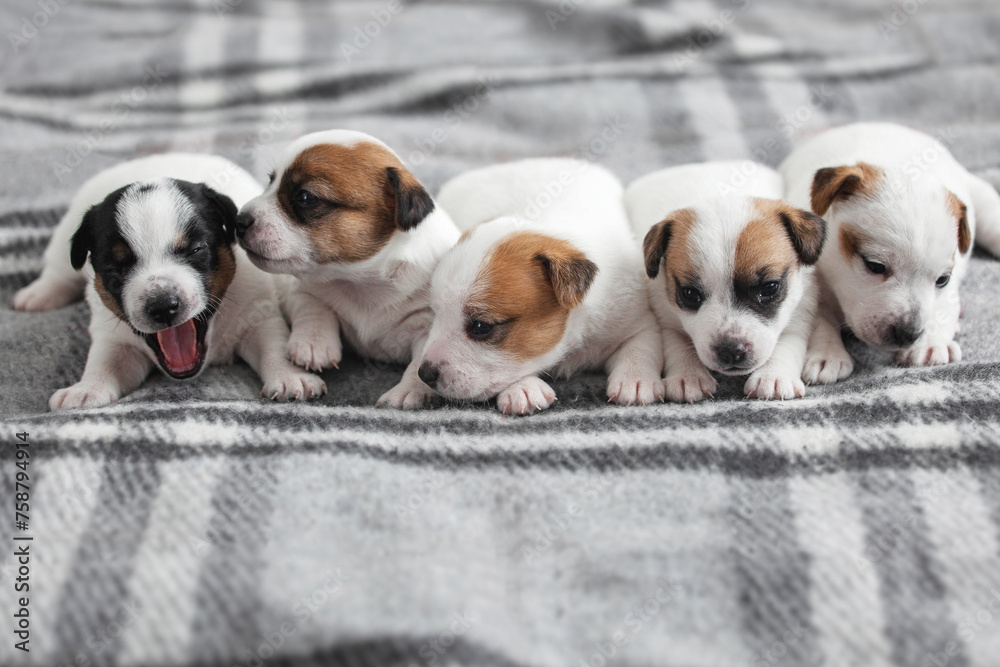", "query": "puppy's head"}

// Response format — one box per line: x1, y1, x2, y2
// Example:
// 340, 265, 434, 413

236, 130, 435, 276
71, 179, 238, 379
809, 162, 970, 349
643, 197, 825, 375
419, 221, 597, 400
